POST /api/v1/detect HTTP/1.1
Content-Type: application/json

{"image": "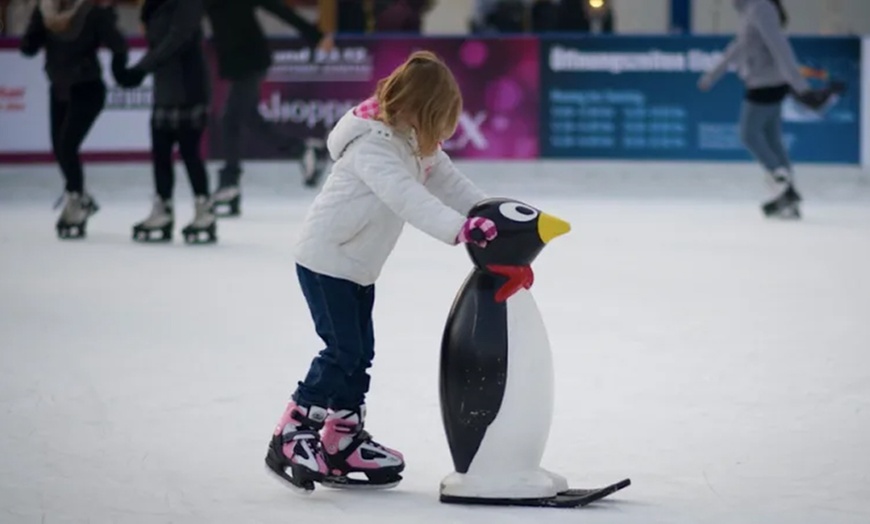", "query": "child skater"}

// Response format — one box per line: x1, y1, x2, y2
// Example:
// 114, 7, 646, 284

265, 51, 498, 493
19, 0, 128, 239
115, 0, 216, 244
